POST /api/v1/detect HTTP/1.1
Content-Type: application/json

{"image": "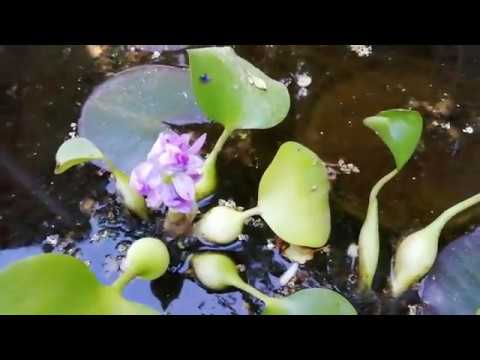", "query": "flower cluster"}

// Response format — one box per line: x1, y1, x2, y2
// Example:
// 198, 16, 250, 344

130, 131, 206, 213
